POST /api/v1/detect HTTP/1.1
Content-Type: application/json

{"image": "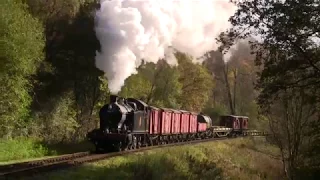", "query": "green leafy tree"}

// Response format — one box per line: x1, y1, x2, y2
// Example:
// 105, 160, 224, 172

150, 61, 182, 109
0, 0, 45, 138
120, 60, 182, 109
26, 0, 106, 142
176, 52, 213, 112
120, 68, 153, 100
